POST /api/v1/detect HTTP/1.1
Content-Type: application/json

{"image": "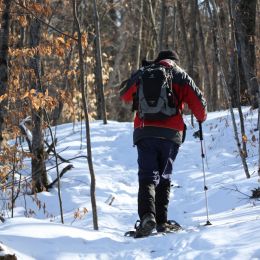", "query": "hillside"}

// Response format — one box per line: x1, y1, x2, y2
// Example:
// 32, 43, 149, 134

0, 108, 260, 260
